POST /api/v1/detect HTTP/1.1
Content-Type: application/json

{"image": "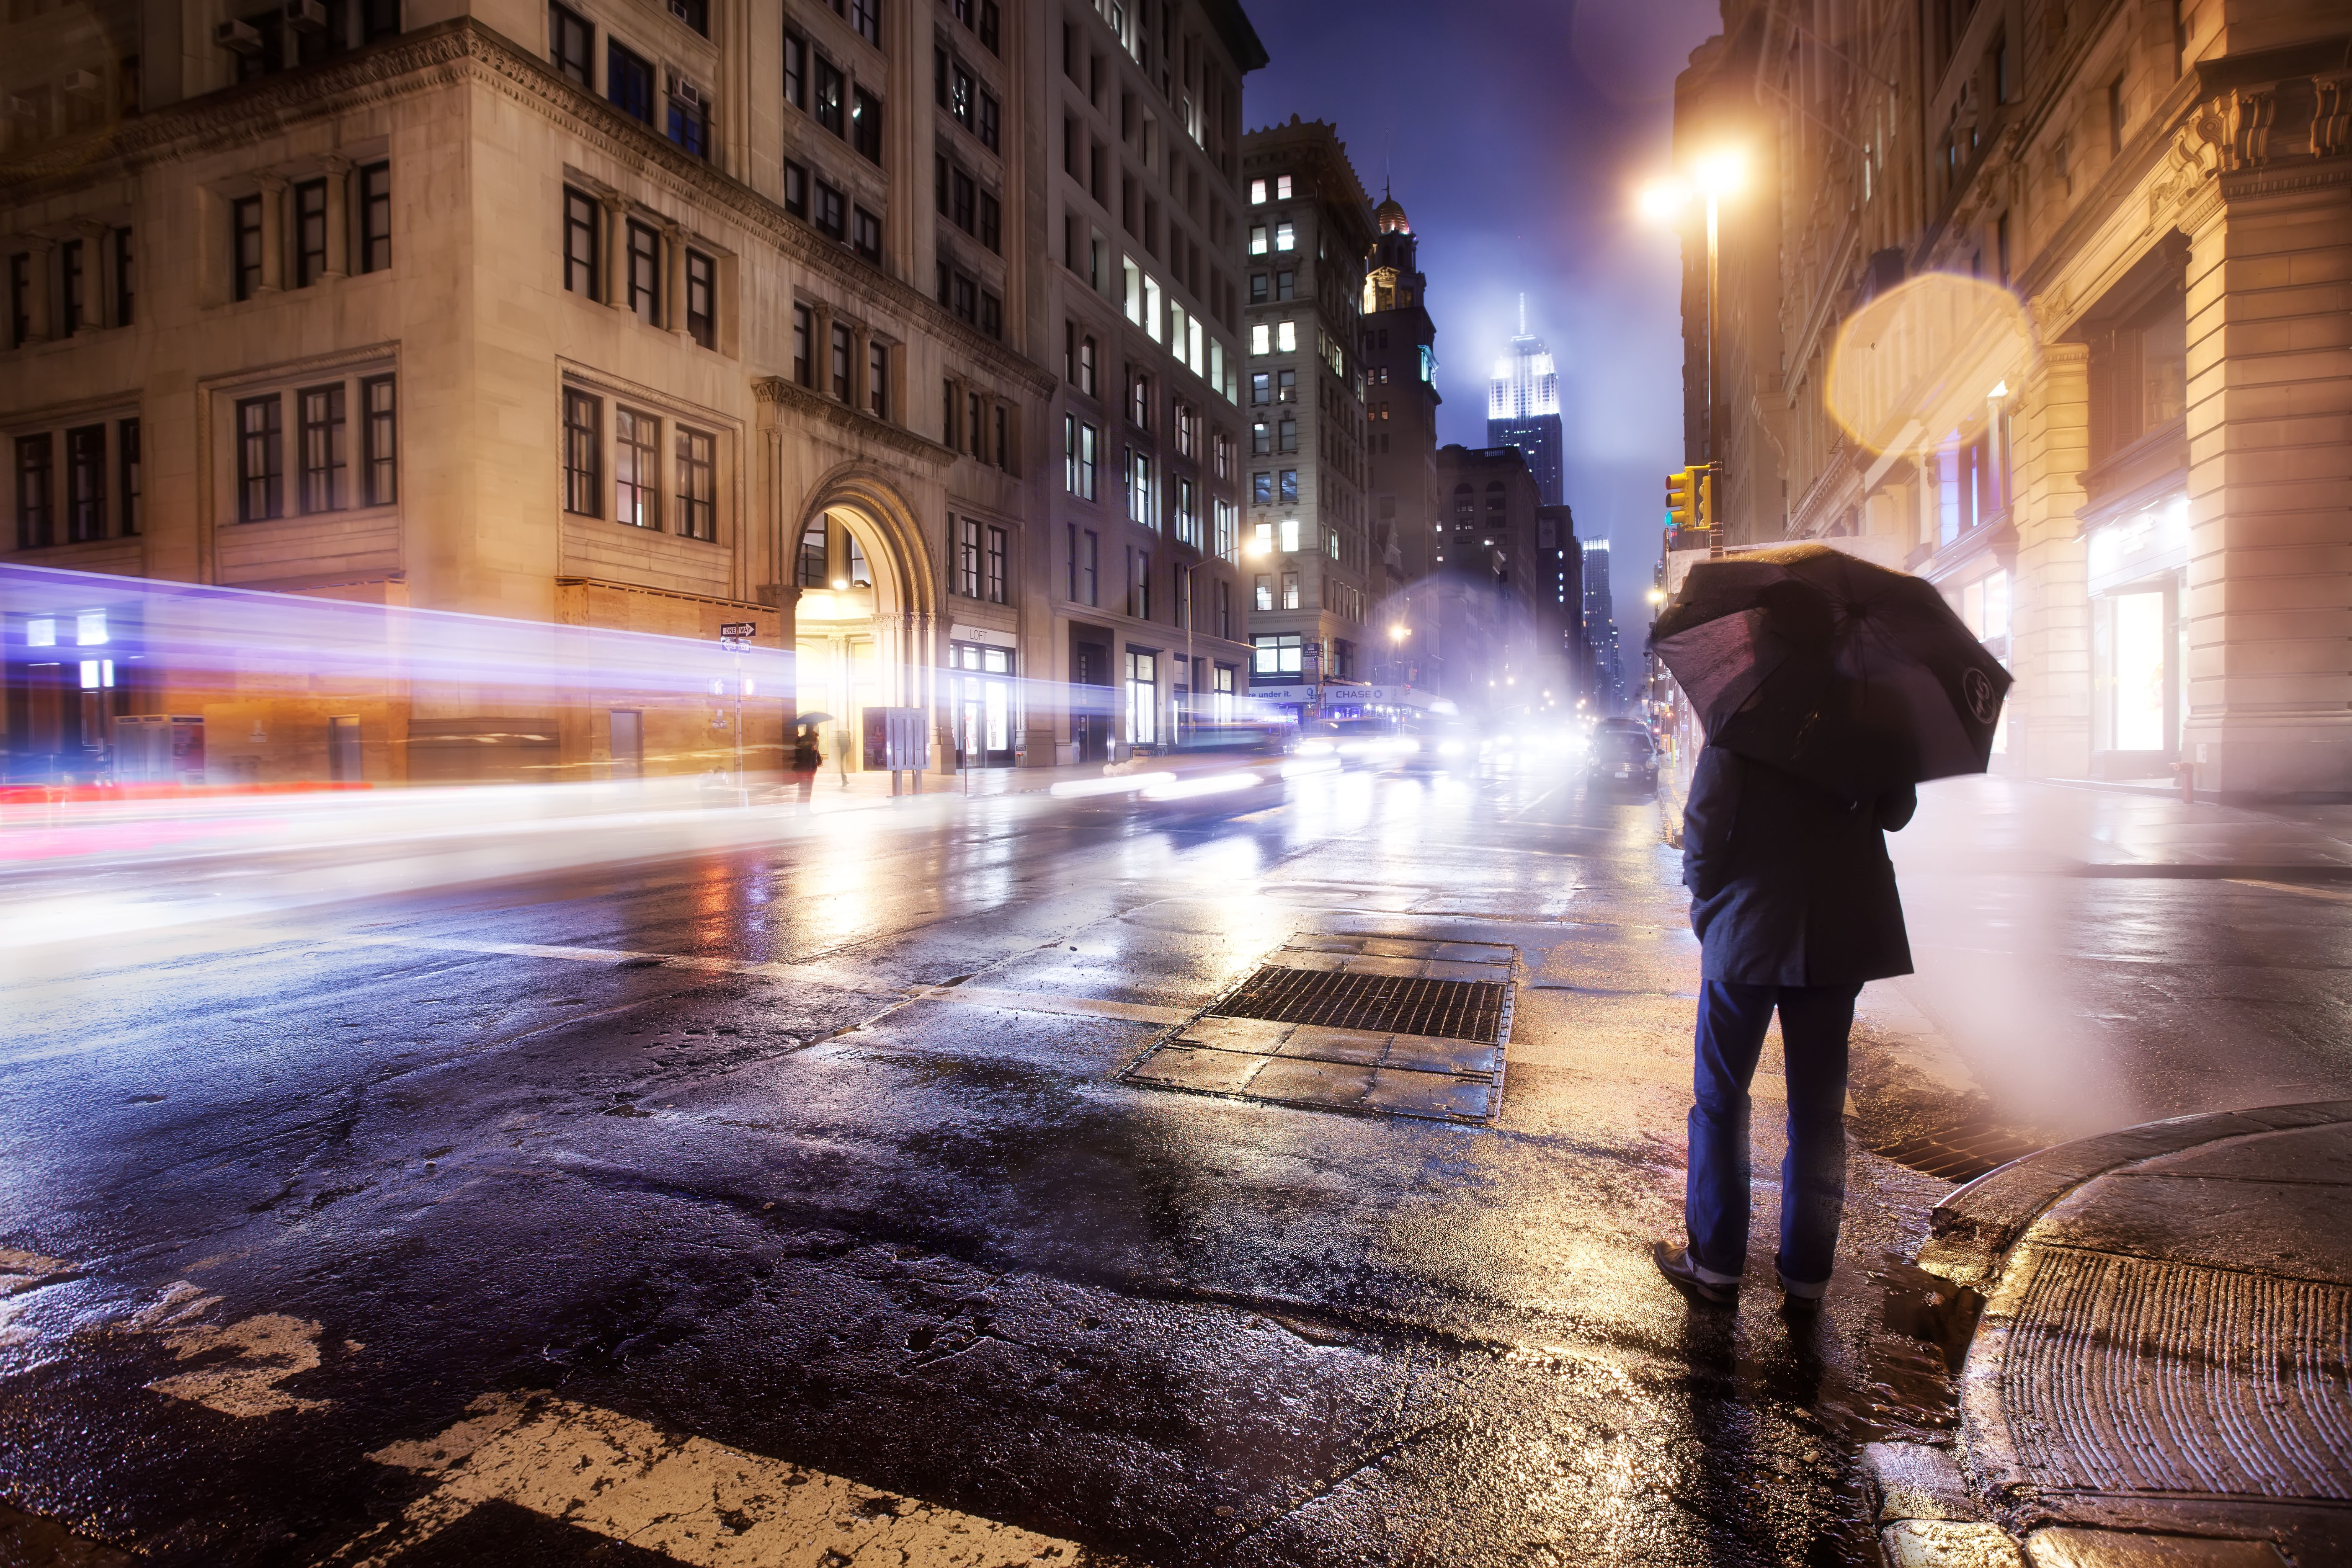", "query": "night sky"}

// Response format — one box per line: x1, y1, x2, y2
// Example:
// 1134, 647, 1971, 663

1241, 0, 1721, 628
